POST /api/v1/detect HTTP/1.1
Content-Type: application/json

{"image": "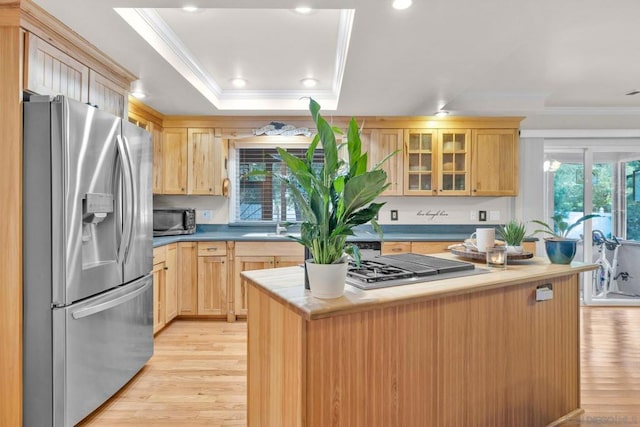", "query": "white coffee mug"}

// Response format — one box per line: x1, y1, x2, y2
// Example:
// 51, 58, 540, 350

470, 228, 495, 252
